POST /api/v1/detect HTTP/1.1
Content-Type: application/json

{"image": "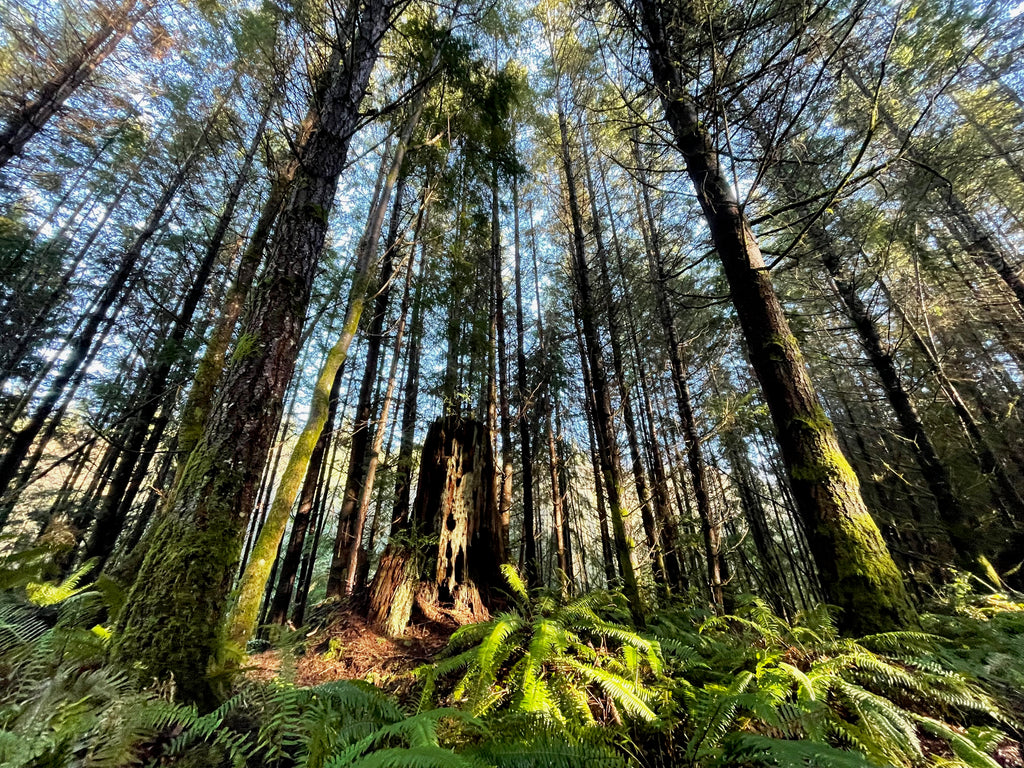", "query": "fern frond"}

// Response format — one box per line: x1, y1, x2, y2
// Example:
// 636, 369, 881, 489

719, 733, 881, 767
25, 560, 96, 607
566, 659, 657, 722
914, 715, 1002, 768
338, 744, 486, 768
500, 564, 529, 607
471, 729, 627, 768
